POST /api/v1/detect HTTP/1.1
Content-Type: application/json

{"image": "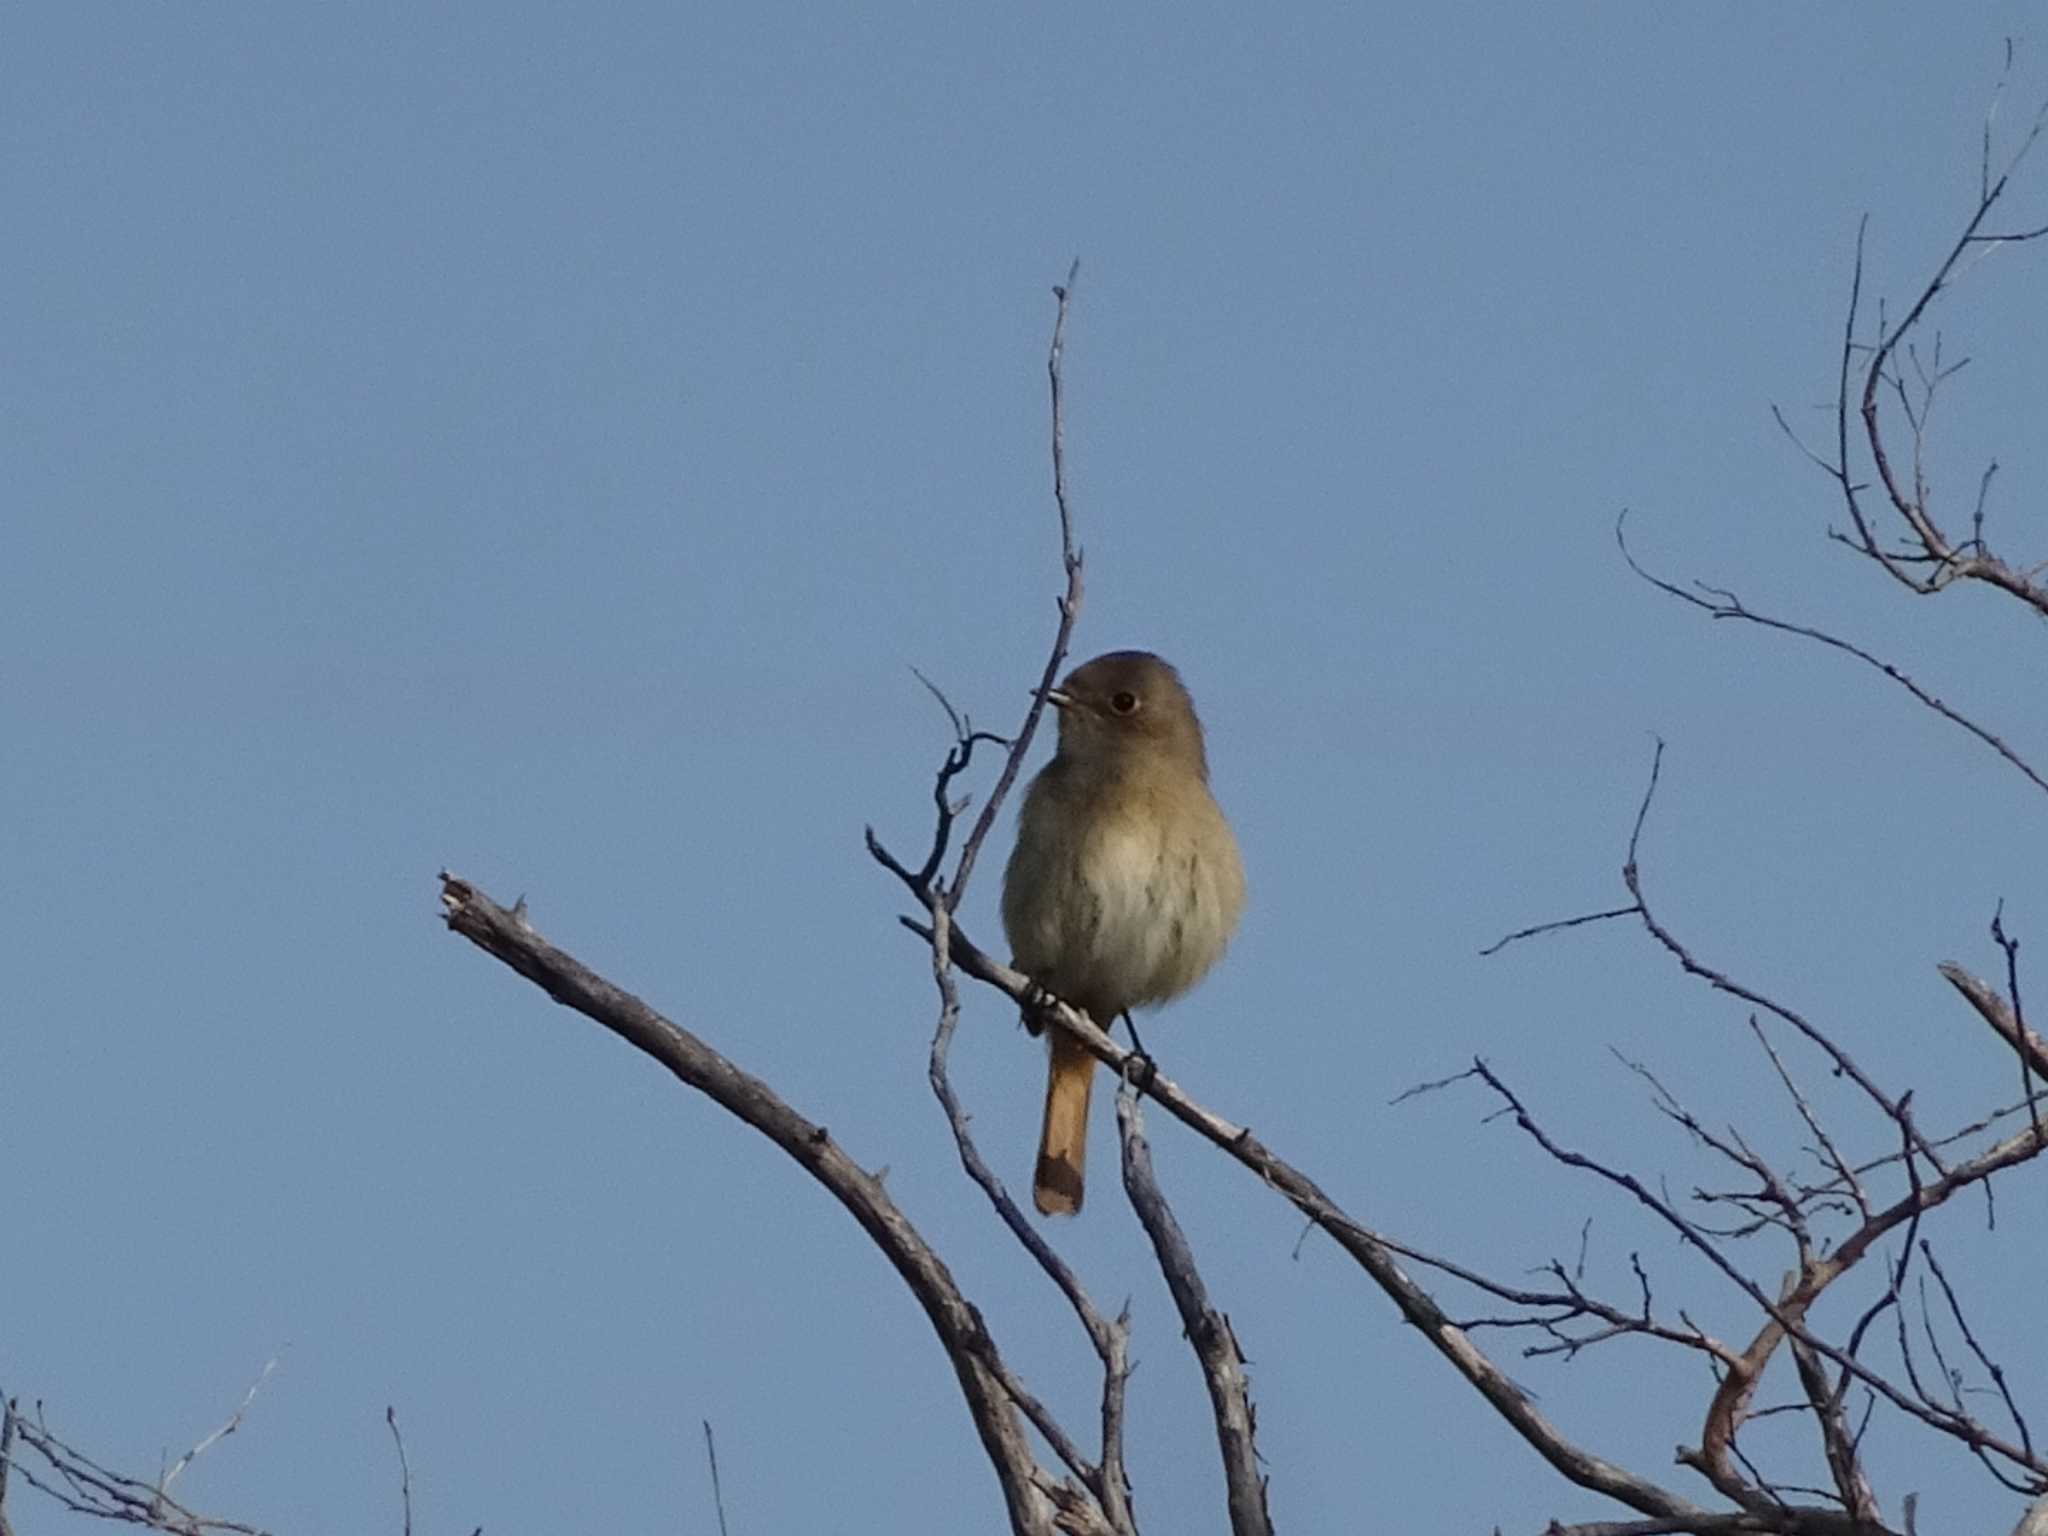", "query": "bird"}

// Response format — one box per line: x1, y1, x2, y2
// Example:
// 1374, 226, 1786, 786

1000, 650, 1246, 1215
